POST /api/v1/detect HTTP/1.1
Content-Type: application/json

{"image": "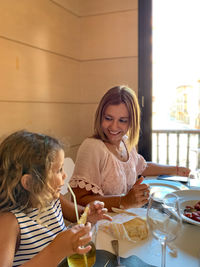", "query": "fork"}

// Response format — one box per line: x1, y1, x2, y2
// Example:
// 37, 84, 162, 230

111, 240, 126, 267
